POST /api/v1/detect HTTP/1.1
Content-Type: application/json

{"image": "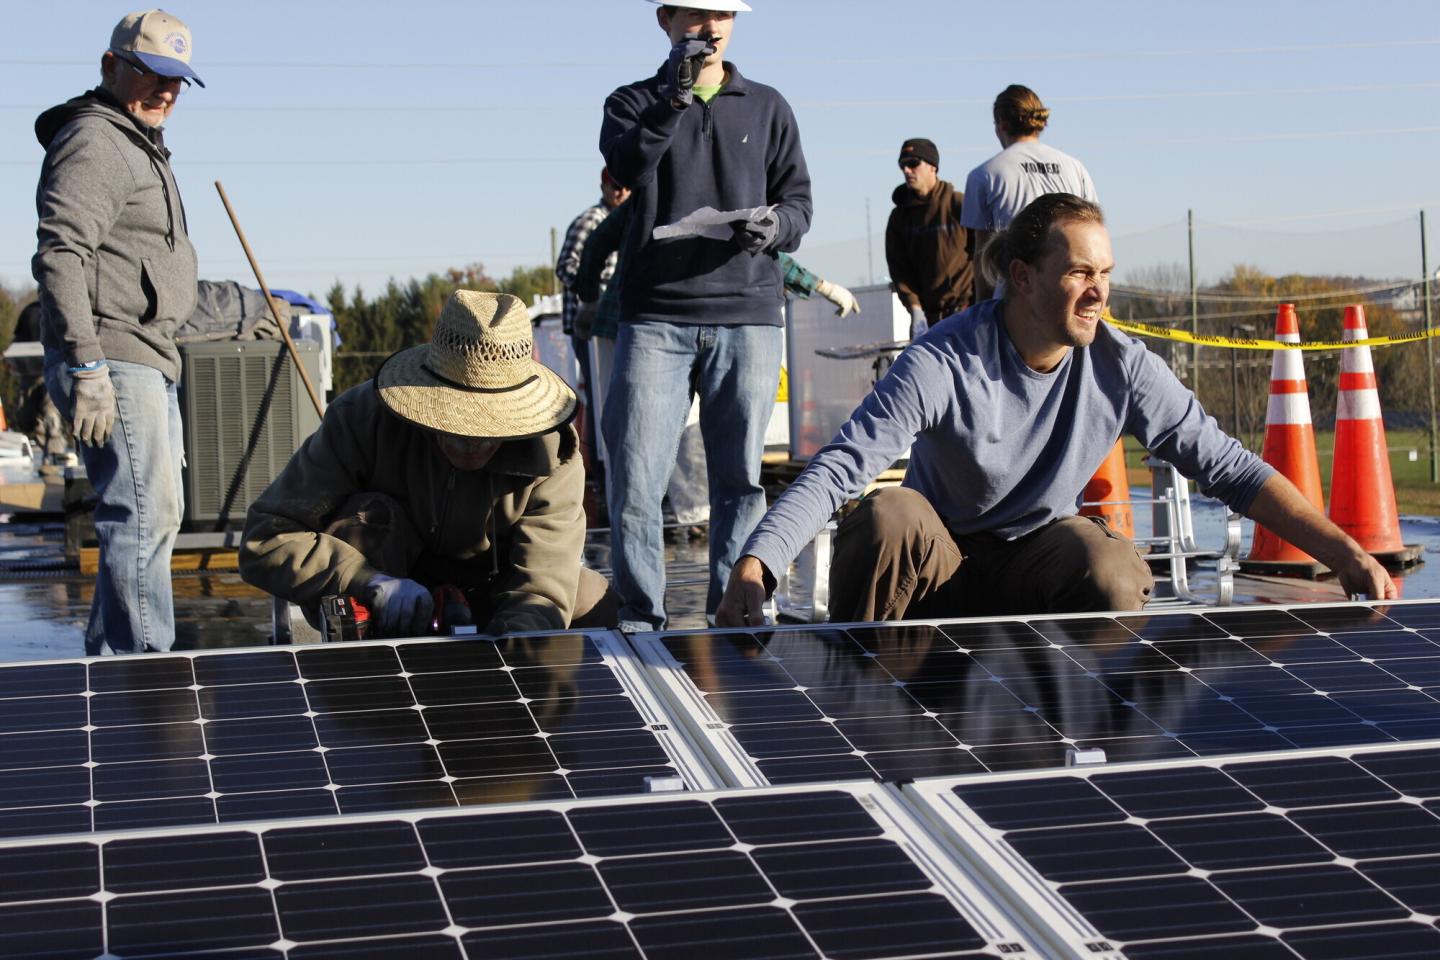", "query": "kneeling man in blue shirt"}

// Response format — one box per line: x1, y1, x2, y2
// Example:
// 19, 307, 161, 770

718, 194, 1396, 627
